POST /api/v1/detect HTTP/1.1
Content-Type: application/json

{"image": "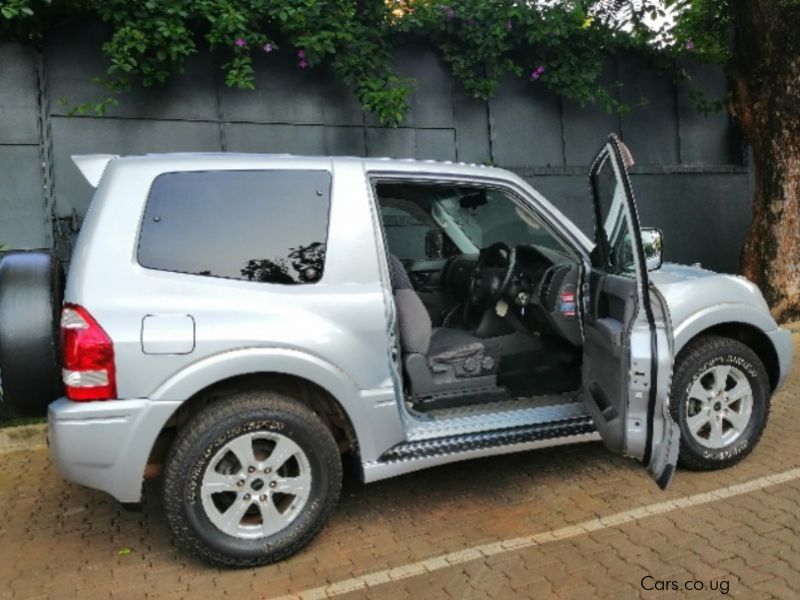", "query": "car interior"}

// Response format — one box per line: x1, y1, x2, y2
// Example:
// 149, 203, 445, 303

374, 181, 586, 415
